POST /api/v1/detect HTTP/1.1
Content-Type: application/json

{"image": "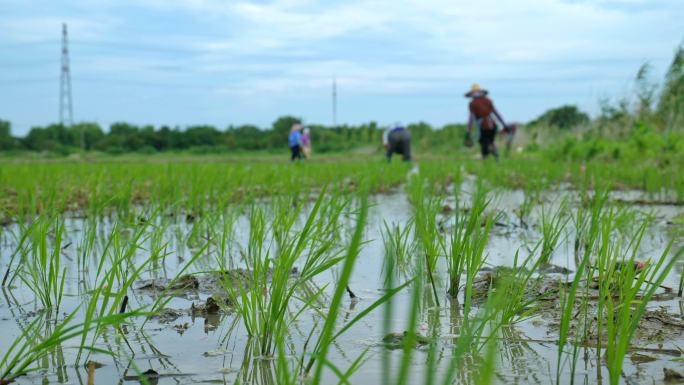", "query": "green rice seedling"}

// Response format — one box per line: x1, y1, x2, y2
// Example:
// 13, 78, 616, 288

576, 189, 609, 259
556, 190, 609, 384
594, 213, 679, 385
517, 188, 538, 229
76, 220, 159, 363
571, 189, 590, 262
538, 198, 570, 266
10, 155, 679, 217
381, 227, 398, 385
284, 190, 411, 384
206, 206, 241, 270
460, 187, 492, 323
377, 184, 503, 385
392, 260, 425, 385
417, 161, 462, 196
457, 270, 528, 384
221, 188, 348, 358
495, 246, 548, 326
408, 178, 443, 306
378, 229, 425, 385
143, 242, 209, 331
17, 217, 67, 315
145, 216, 173, 273
441, 187, 490, 299
381, 219, 416, 279
2, 220, 36, 288
679, 265, 684, 297
304, 192, 412, 381
76, 216, 99, 282
382, 252, 510, 385
73, 210, 176, 346
555, 251, 591, 384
